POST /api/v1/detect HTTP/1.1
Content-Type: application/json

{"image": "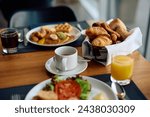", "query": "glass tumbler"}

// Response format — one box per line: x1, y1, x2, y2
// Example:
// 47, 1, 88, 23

0, 28, 19, 54
111, 53, 134, 85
